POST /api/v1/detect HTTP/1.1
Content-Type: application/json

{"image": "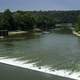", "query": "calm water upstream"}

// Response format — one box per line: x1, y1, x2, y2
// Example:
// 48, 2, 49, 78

0, 32, 80, 80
